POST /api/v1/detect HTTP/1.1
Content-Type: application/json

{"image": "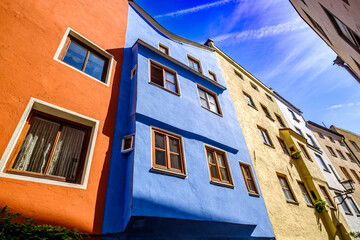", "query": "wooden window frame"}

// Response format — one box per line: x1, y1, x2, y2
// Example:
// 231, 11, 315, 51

59, 35, 109, 83
328, 136, 335, 143
326, 146, 337, 157
340, 166, 353, 181
277, 174, 298, 204
319, 185, 336, 209
5, 110, 91, 184
336, 150, 346, 160
298, 181, 313, 206
121, 135, 134, 153
239, 162, 259, 196
250, 82, 259, 91
278, 137, 289, 155
298, 143, 312, 161
275, 114, 285, 128
258, 126, 274, 147
350, 169, 360, 183
187, 55, 202, 73
350, 141, 360, 152
265, 94, 273, 102
158, 43, 170, 55
208, 70, 217, 82
205, 146, 233, 188
243, 91, 257, 110
149, 60, 180, 96
197, 85, 222, 116
151, 127, 186, 178
260, 104, 274, 121
346, 153, 356, 162
234, 69, 244, 80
